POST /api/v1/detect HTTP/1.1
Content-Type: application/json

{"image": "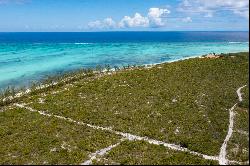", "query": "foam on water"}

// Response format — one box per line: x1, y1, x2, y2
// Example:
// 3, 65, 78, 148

228, 42, 249, 44
0, 32, 249, 90
74, 43, 92, 45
